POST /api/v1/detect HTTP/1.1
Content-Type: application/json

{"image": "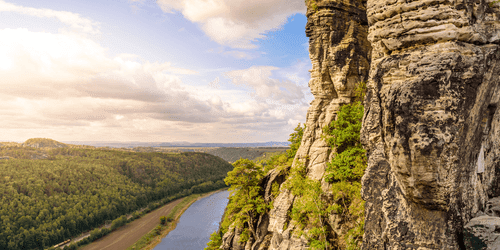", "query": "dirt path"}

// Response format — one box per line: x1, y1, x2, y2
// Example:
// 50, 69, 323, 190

79, 198, 184, 250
